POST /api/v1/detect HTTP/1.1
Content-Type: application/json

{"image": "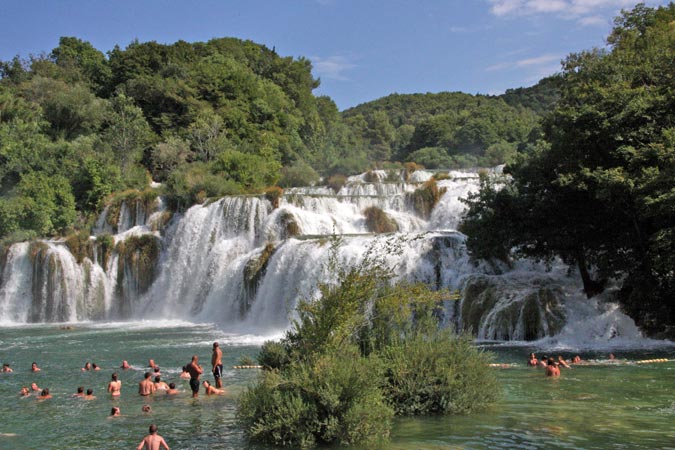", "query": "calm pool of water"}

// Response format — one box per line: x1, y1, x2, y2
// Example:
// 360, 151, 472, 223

0, 323, 673, 449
